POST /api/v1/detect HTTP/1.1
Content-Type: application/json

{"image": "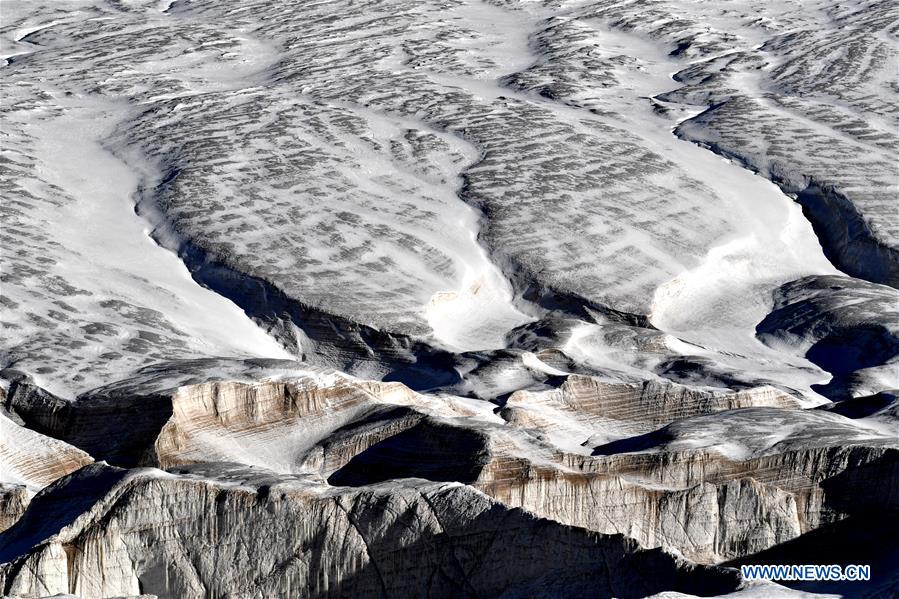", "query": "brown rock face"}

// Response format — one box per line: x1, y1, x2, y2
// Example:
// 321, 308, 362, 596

7, 371, 895, 569
0, 414, 93, 488
0, 485, 31, 534
549, 376, 800, 424
0, 412, 93, 532
3, 0, 898, 594
0, 464, 741, 599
